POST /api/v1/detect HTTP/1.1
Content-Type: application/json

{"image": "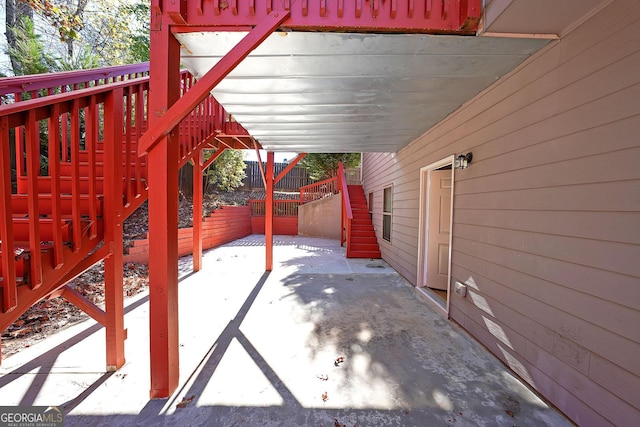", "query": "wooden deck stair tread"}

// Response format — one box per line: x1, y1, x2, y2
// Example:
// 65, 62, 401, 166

11, 194, 104, 216
11, 217, 74, 242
